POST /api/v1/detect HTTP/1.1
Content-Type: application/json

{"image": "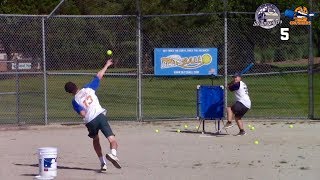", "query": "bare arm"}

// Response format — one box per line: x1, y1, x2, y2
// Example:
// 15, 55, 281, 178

96, 59, 113, 80
80, 110, 86, 118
